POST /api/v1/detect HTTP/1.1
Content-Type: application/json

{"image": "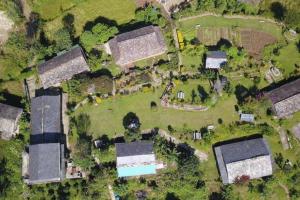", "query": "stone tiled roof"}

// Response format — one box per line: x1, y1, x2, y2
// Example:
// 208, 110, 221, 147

38, 46, 90, 89
214, 137, 273, 184
265, 78, 300, 118
108, 26, 167, 66
0, 103, 23, 139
